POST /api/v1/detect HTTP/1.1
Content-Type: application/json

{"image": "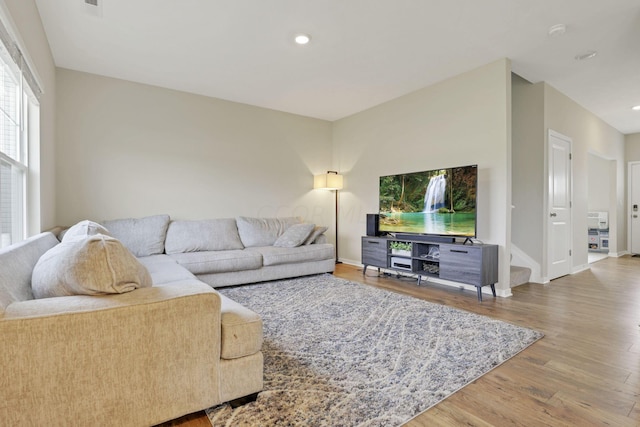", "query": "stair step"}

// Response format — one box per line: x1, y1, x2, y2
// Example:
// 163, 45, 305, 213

510, 265, 531, 287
